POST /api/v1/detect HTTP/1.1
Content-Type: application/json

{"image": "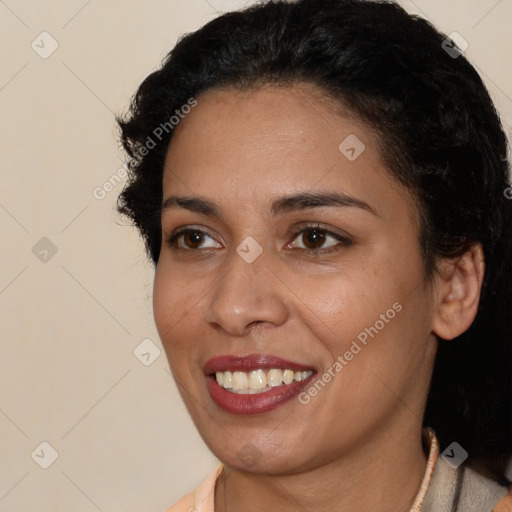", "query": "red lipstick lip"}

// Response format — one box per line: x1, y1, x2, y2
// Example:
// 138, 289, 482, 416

203, 354, 315, 375
206, 373, 315, 415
